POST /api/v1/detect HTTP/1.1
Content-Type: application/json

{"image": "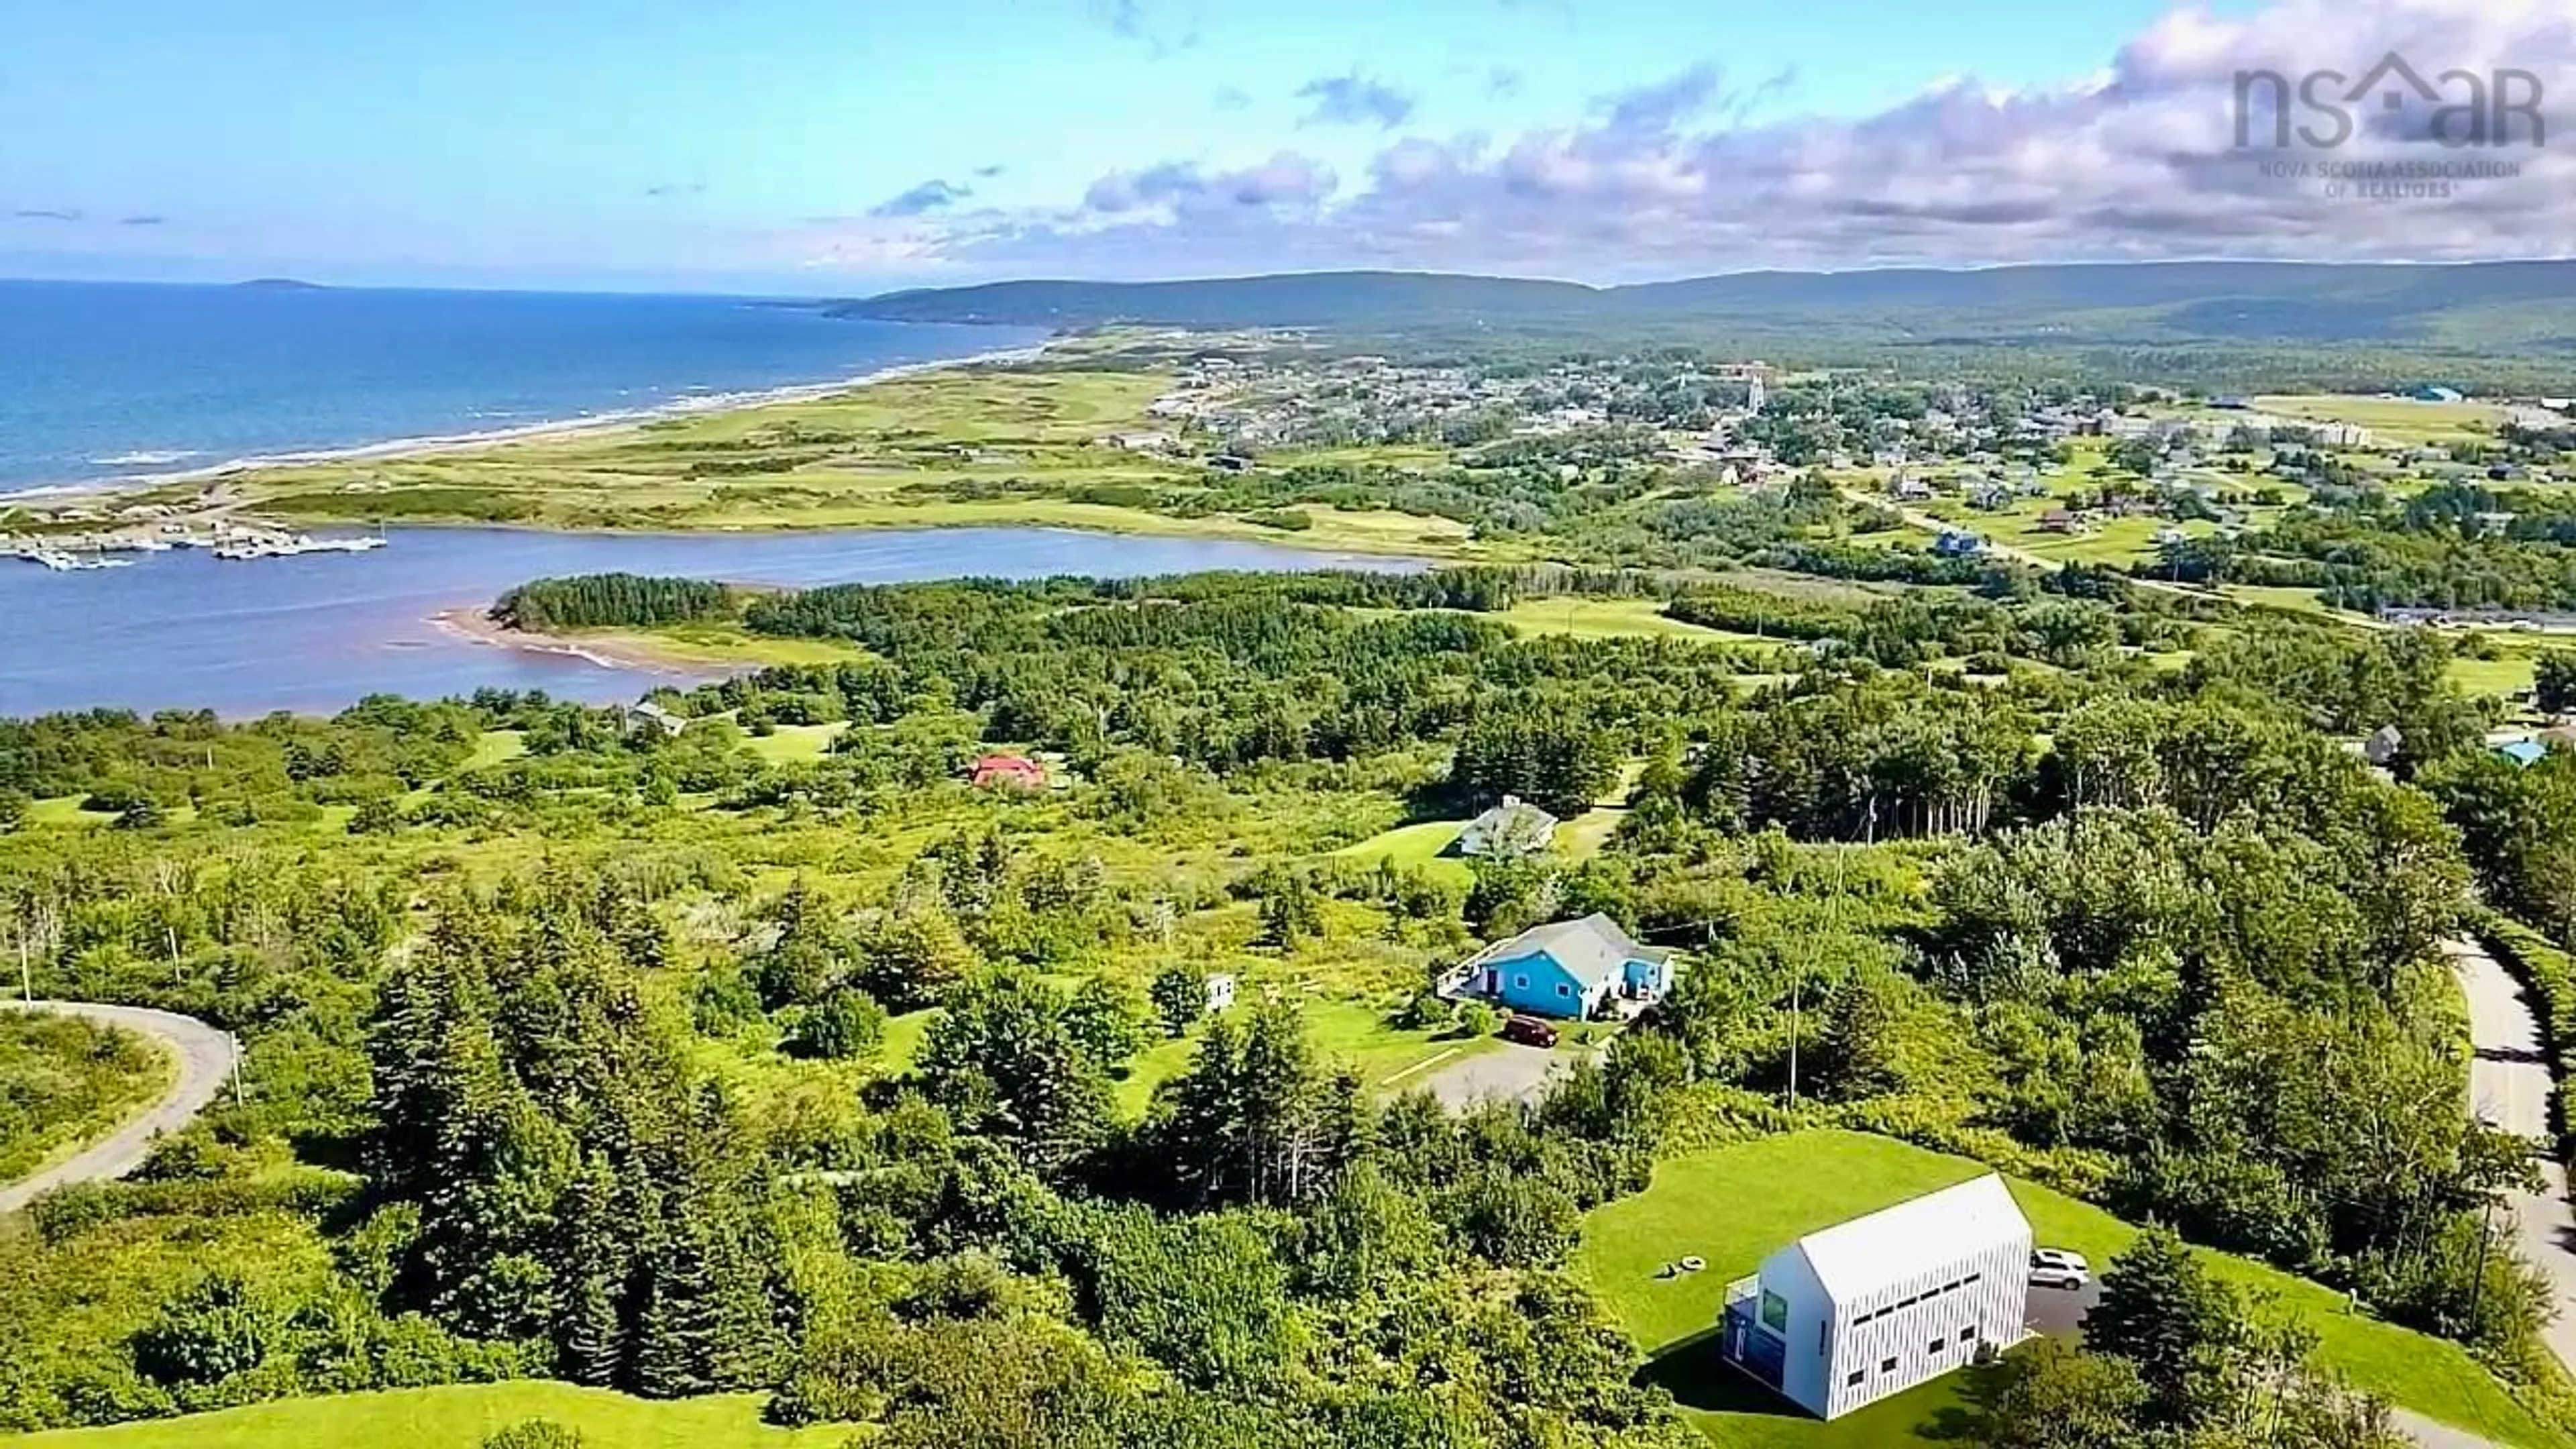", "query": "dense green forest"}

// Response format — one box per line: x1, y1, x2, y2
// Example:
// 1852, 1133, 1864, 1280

1, 566, 2569, 1449
490, 575, 733, 633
